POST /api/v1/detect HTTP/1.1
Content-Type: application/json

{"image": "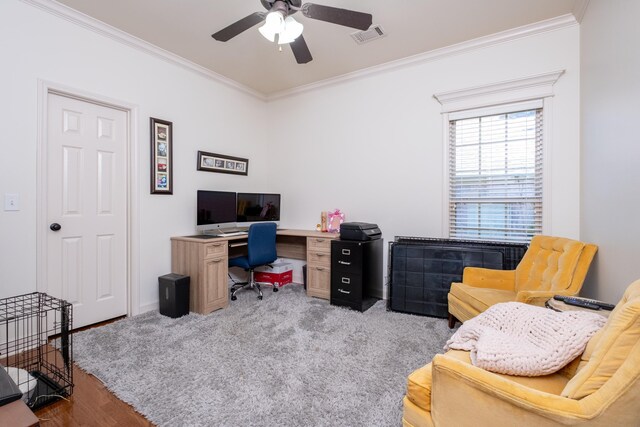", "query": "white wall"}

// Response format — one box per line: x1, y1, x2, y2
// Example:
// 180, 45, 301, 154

0, 0, 585, 310
0, 1, 269, 308
267, 25, 582, 294
580, 0, 640, 302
